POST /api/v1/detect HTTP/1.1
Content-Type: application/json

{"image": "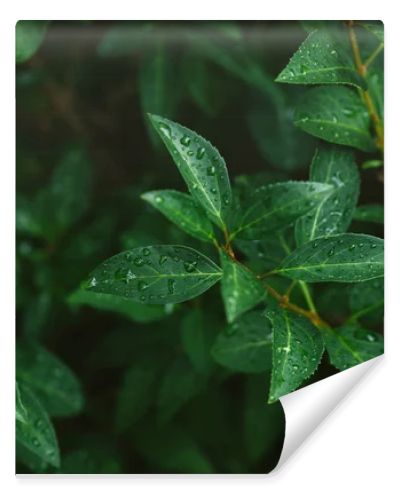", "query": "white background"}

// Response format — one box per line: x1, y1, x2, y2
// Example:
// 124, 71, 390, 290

1, 1, 398, 498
